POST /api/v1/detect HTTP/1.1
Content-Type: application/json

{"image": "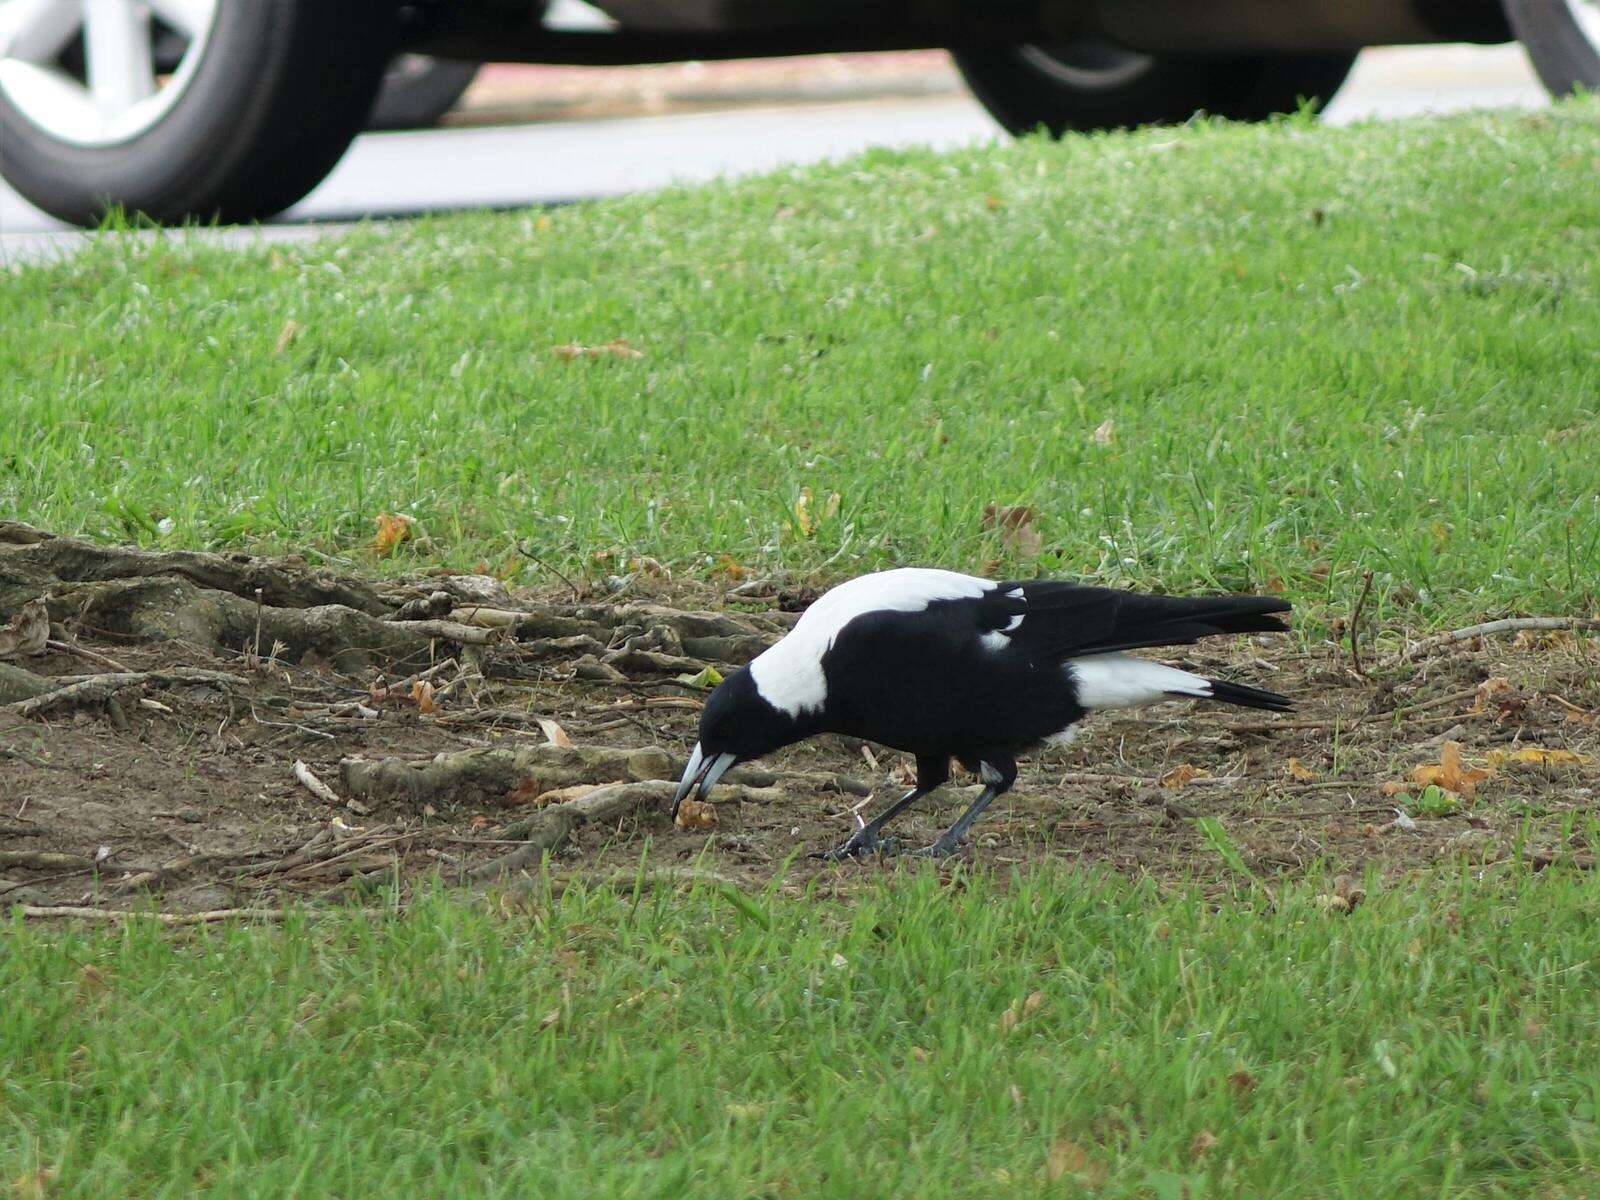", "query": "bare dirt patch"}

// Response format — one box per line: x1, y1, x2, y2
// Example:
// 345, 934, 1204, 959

4, 525, 1597, 913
